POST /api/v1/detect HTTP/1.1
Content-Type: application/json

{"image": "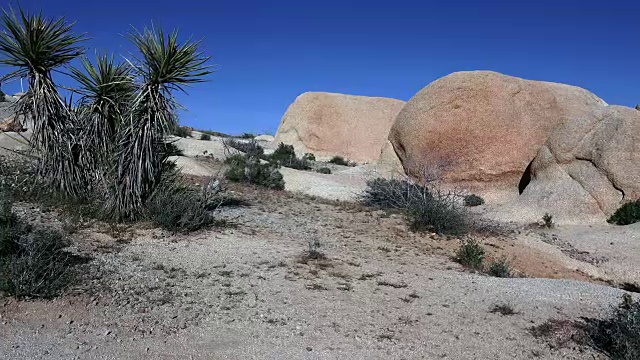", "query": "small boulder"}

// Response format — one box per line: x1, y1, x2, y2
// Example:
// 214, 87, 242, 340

0, 117, 26, 133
